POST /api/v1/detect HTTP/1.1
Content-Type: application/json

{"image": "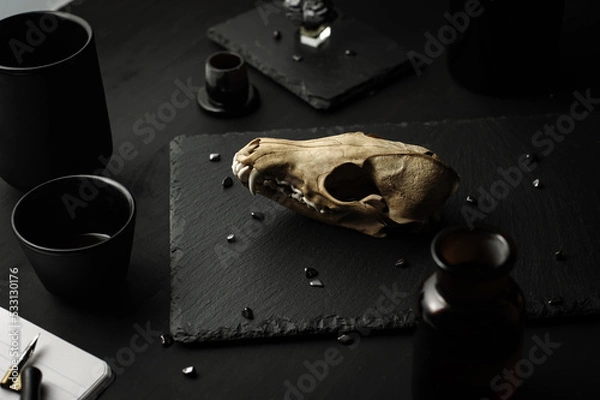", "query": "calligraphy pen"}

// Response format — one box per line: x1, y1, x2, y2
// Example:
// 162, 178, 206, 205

0, 334, 42, 400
